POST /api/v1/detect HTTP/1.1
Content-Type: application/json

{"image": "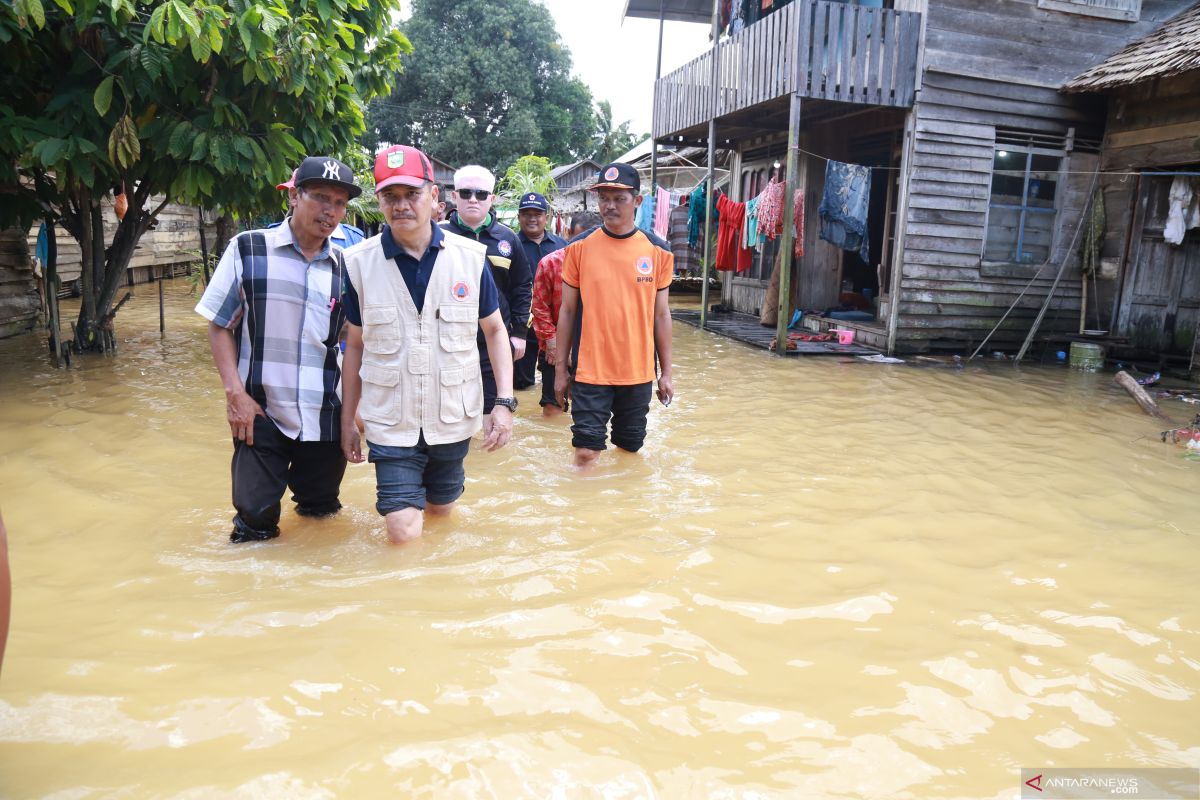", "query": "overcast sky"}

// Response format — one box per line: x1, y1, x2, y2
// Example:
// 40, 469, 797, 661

539, 0, 711, 134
